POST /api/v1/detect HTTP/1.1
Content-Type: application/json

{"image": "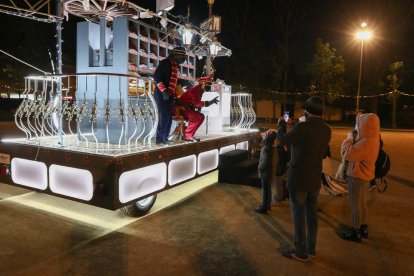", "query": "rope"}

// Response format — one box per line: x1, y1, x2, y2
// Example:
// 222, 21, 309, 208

0, 49, 50, 75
